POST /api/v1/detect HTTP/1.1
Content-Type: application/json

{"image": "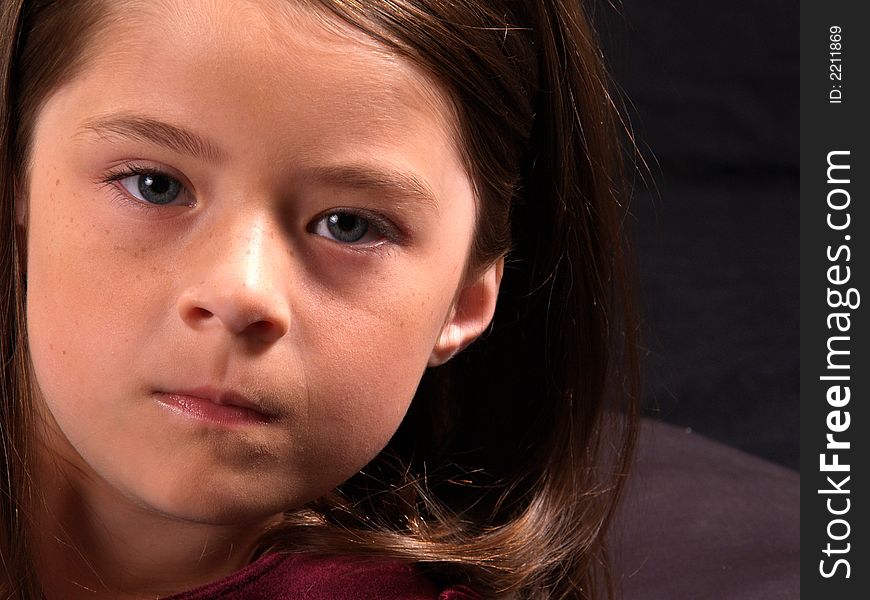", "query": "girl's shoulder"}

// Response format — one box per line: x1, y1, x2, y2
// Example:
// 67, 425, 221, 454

161, 552, 482, 600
